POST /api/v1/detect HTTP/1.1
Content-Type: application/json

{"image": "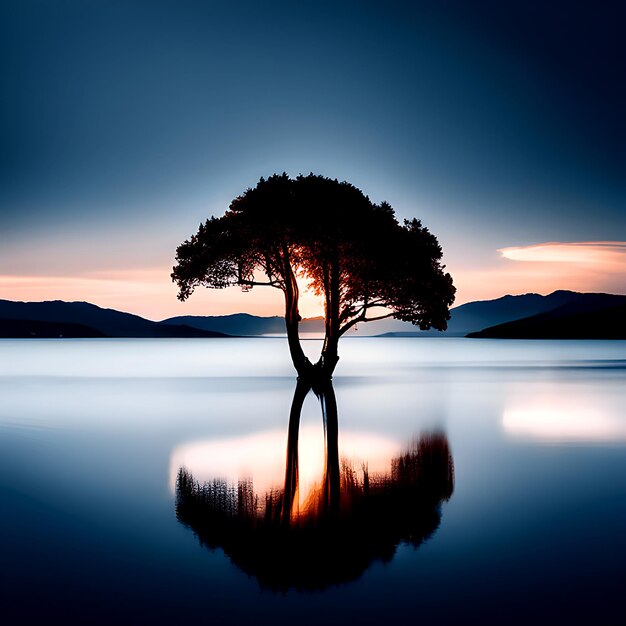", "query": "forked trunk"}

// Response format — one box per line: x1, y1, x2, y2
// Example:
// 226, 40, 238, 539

282, 257, 339, 383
